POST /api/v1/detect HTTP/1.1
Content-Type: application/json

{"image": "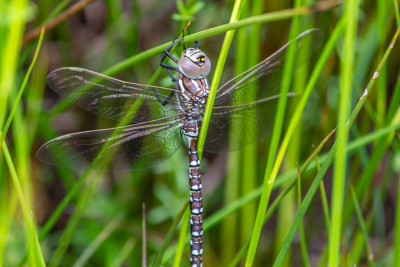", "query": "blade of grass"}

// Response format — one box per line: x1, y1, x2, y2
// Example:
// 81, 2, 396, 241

274, 0, 314, 264
329, 0, 359, 266
240, 0, 262, 246
110, 237, 136, 267
297, 167, 311, 267
373, 186, 385, 241
347, 211, 374, 266
192, 0, 247, 159
0, 0, 29, 129
316, 156, 331, 242
151, 201, 188, 267
72, 214, 124, 267
221, 2, 249, 263
395, 0, 400, 26
387, 70, 400, 128
0, 25, 45, 267
375, 0, 388, 129
2, 139, 45, 266
221, 149, 240, 263
394, 163, 400, 266
349, 184, 375, 267
142, 203, 146, 267
313, 152, 331, 267
343, 95, 400, 226
47, 0, 71, 21
228, 173, 299, 267
172, 205, 190, 267
0, 27, 45, 151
